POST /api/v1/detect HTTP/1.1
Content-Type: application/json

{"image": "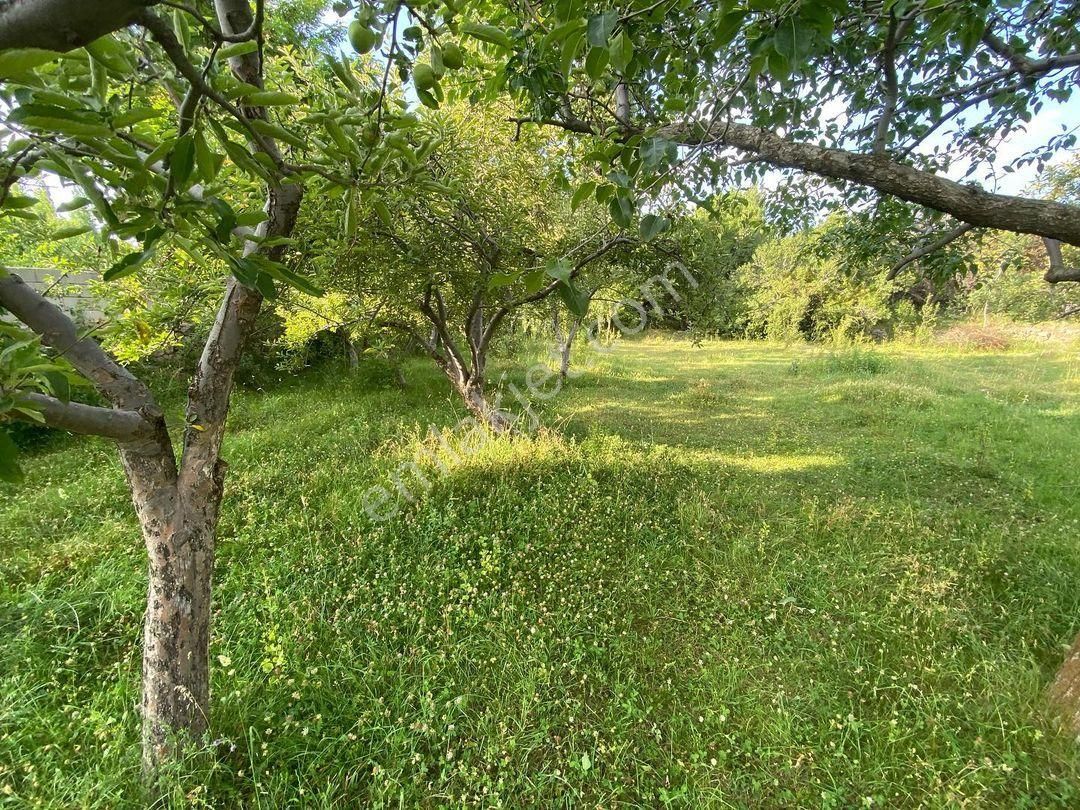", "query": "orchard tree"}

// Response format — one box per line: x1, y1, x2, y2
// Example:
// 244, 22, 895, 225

305, 102, 641, 429
0, 0, 432, 774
